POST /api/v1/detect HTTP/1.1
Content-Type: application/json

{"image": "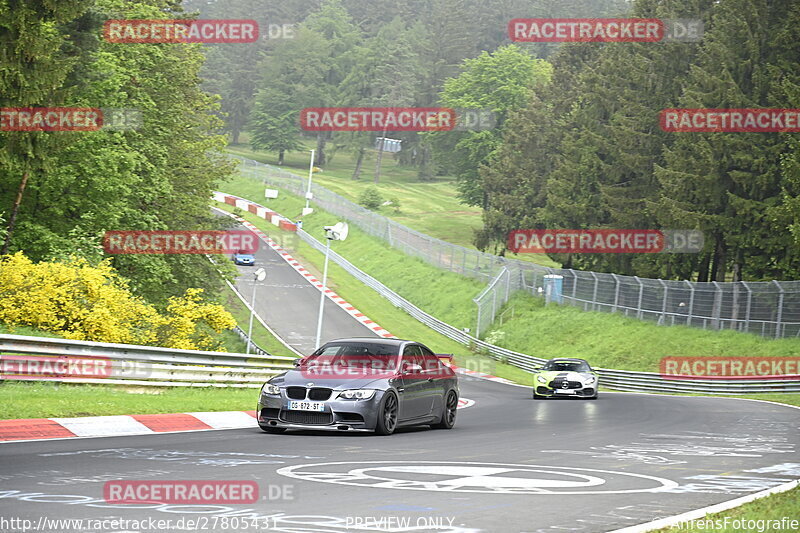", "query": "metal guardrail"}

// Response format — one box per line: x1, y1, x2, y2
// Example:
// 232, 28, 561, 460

291, 227, 800, 394
232, 154, 800, 339
233, 325, 270, 357
0, 334, 294, 388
